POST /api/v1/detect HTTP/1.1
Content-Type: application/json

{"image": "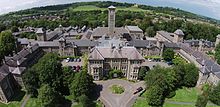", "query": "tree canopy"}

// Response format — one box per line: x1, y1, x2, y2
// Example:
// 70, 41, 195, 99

162, 48, 175, 62
209, 83, 220, 105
